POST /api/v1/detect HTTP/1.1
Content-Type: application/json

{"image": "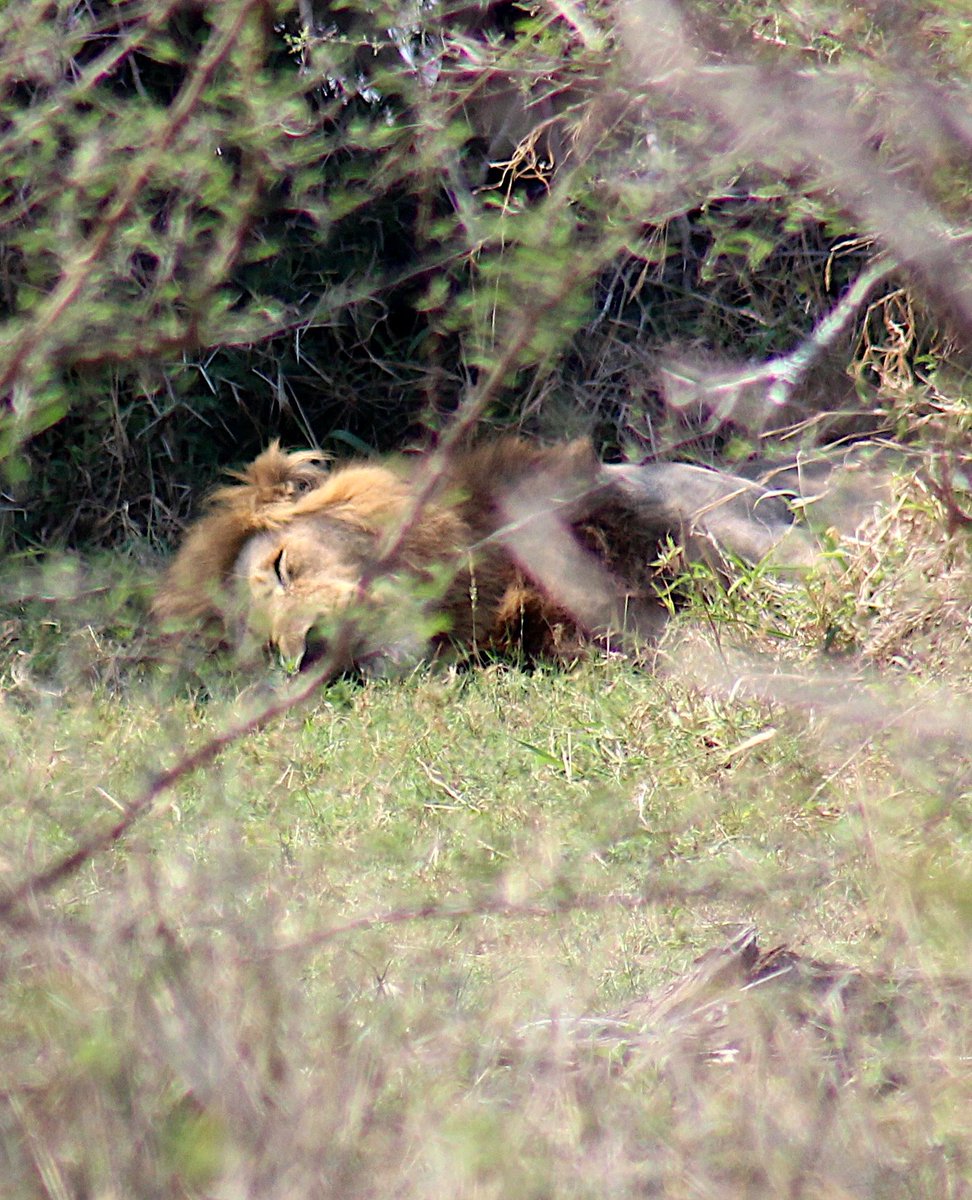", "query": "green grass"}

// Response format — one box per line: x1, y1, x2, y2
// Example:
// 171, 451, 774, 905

1, 477, 971, 1198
